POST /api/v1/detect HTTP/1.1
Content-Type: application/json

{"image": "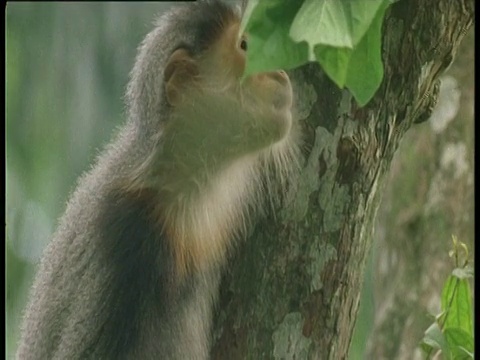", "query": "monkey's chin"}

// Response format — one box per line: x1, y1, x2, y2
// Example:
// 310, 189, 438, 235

268, 110, 292, 141
269, 89, 293, 139
271, 87, 293, 111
